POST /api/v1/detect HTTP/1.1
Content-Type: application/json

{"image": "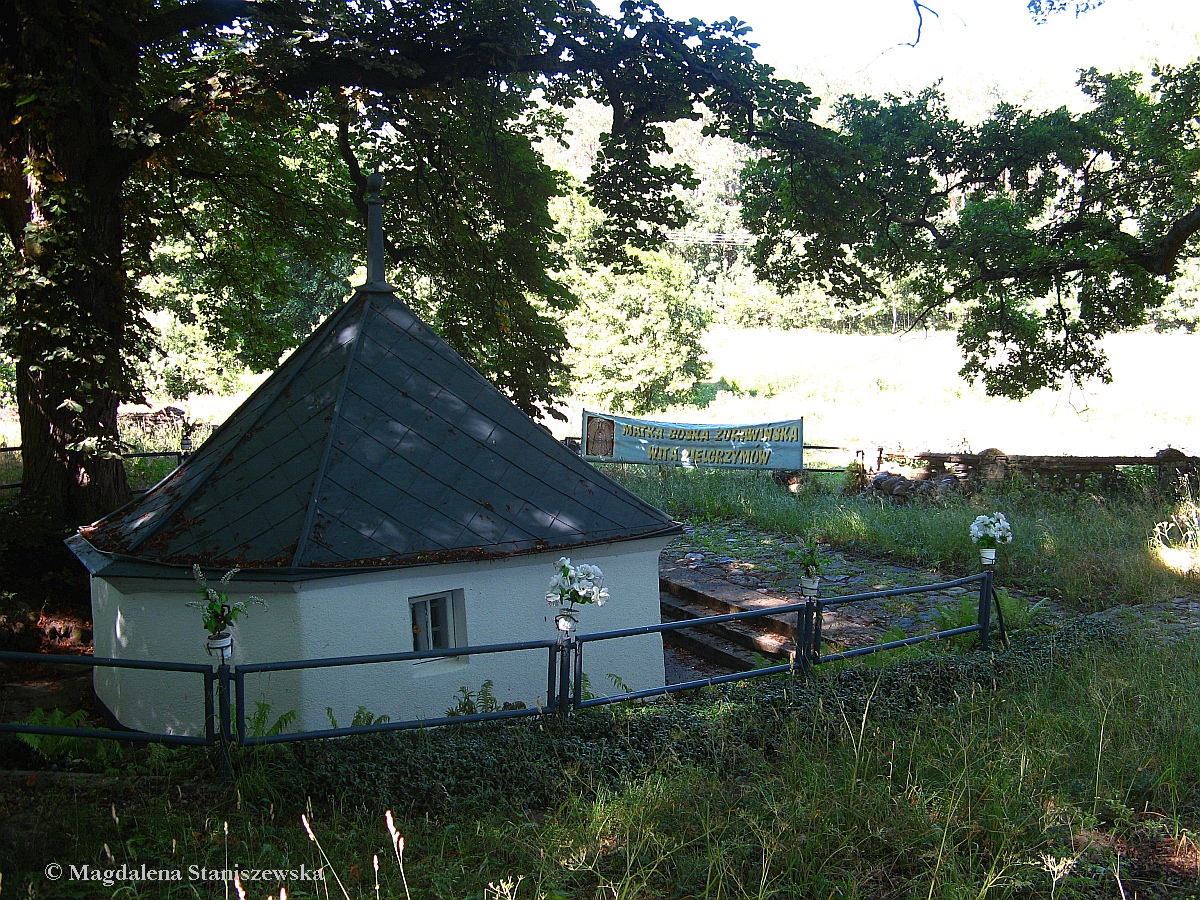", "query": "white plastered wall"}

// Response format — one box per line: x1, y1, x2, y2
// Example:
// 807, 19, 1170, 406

91, 537, 668, 735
